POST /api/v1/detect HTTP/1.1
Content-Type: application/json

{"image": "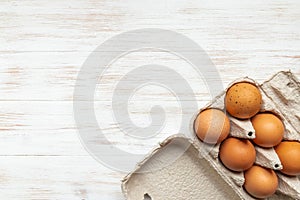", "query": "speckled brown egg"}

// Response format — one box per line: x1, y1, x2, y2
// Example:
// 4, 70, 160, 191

251, 113, 284, 147
244, 165, 278, 198
219, 137, 256, 172
194, 108, 230, 144
225, 82, 262, 119
275, 141, 300, 176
